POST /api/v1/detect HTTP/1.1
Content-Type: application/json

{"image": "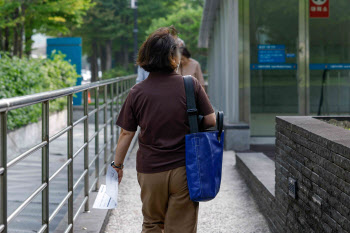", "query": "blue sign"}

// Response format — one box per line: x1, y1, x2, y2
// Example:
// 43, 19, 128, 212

258, 45, 285, 50
258, 44, 286, 63
47, 37, 82, 105
251, 63, 350, 70
309, 63, 350, 70
286, 53, 296, 58
251, 64, 297, 70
